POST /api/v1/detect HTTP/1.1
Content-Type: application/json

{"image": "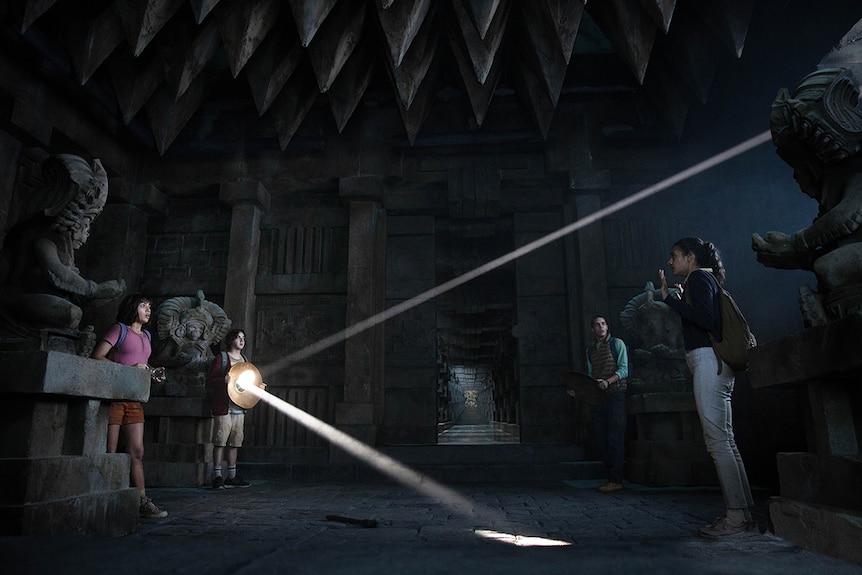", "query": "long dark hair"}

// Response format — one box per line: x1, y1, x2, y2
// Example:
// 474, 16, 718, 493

672, 237, 726, 284
116, 293, 151, 326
